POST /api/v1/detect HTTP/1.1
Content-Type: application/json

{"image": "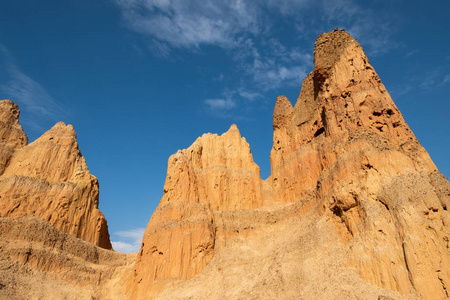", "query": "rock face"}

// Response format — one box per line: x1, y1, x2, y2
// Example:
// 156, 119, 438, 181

0, 216, 129, 300
0, 100, 112, 249
129, 125, 263, 299
268, 29, 450, 299
130, 29, 450, 300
